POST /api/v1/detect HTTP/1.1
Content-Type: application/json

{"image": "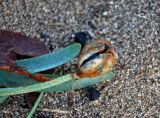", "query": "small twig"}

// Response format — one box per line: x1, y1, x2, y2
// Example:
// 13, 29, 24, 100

37, 108, 70, 114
